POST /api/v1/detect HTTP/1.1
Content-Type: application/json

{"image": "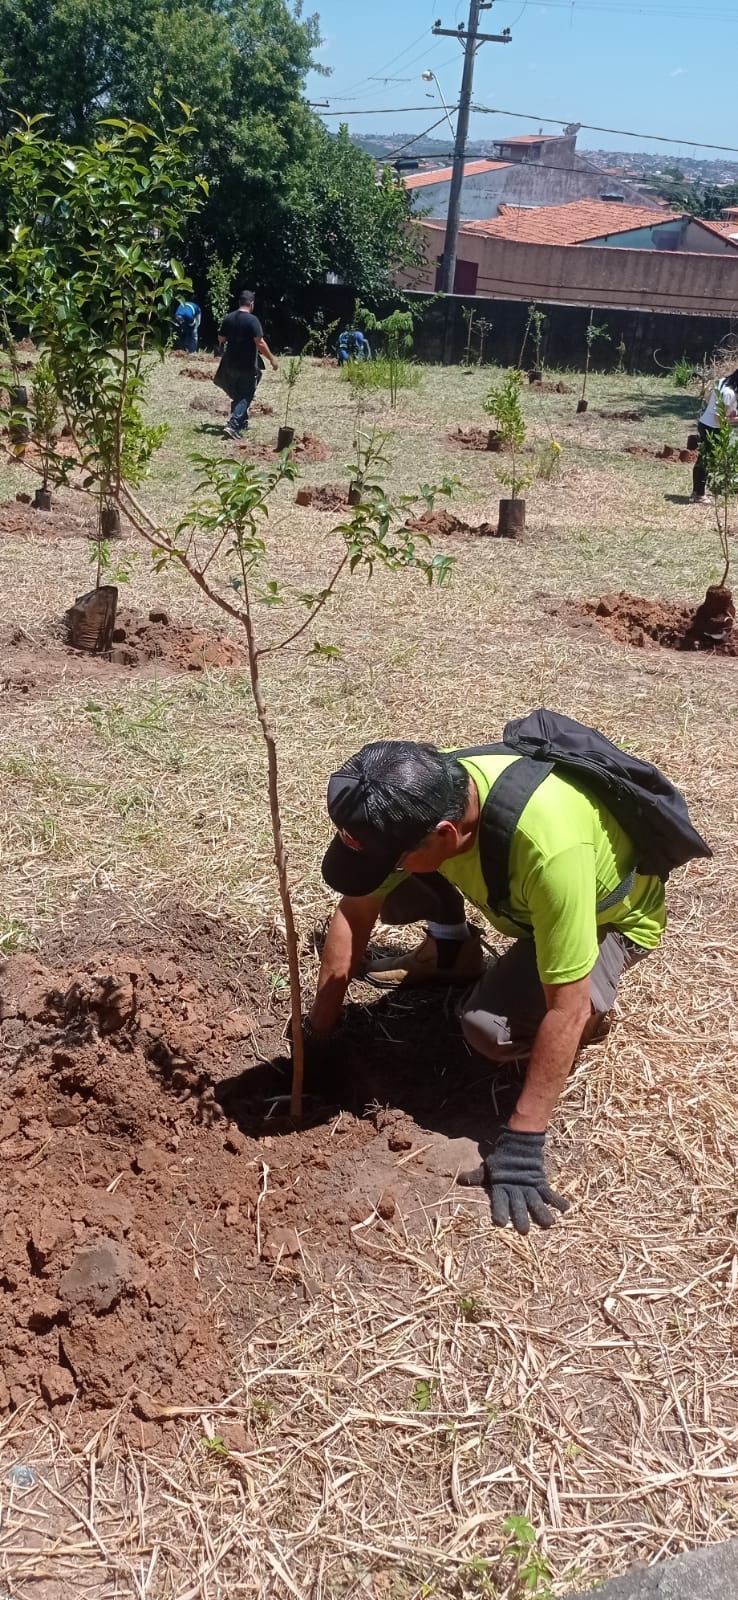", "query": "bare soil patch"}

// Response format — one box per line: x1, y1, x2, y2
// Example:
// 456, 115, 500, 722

295, 482, 350, 510
529, 379, 573, 394
181, 366, 215, 382
582, 588, 737, 654
0, 907, 493, 1429
1, 608, 248, 701
447, 425, 500, 451
598, 408, 646, 421
0, 496, 96, 540
407, 507, 504, 539
240, 432, 330, 463
623, 443, 697, 464
108, 606, 248, 670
